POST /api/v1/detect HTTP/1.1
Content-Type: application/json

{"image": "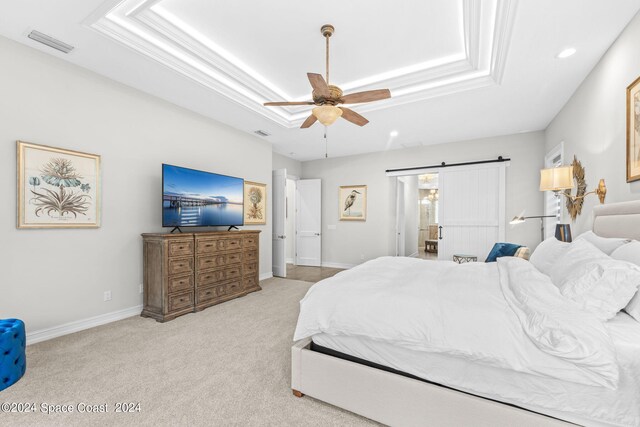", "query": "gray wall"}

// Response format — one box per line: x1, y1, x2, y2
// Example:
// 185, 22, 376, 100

546, 11, 640, 234
302, 132, 545, 266
273, 152, 302, 178
0, 37, 273, 333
